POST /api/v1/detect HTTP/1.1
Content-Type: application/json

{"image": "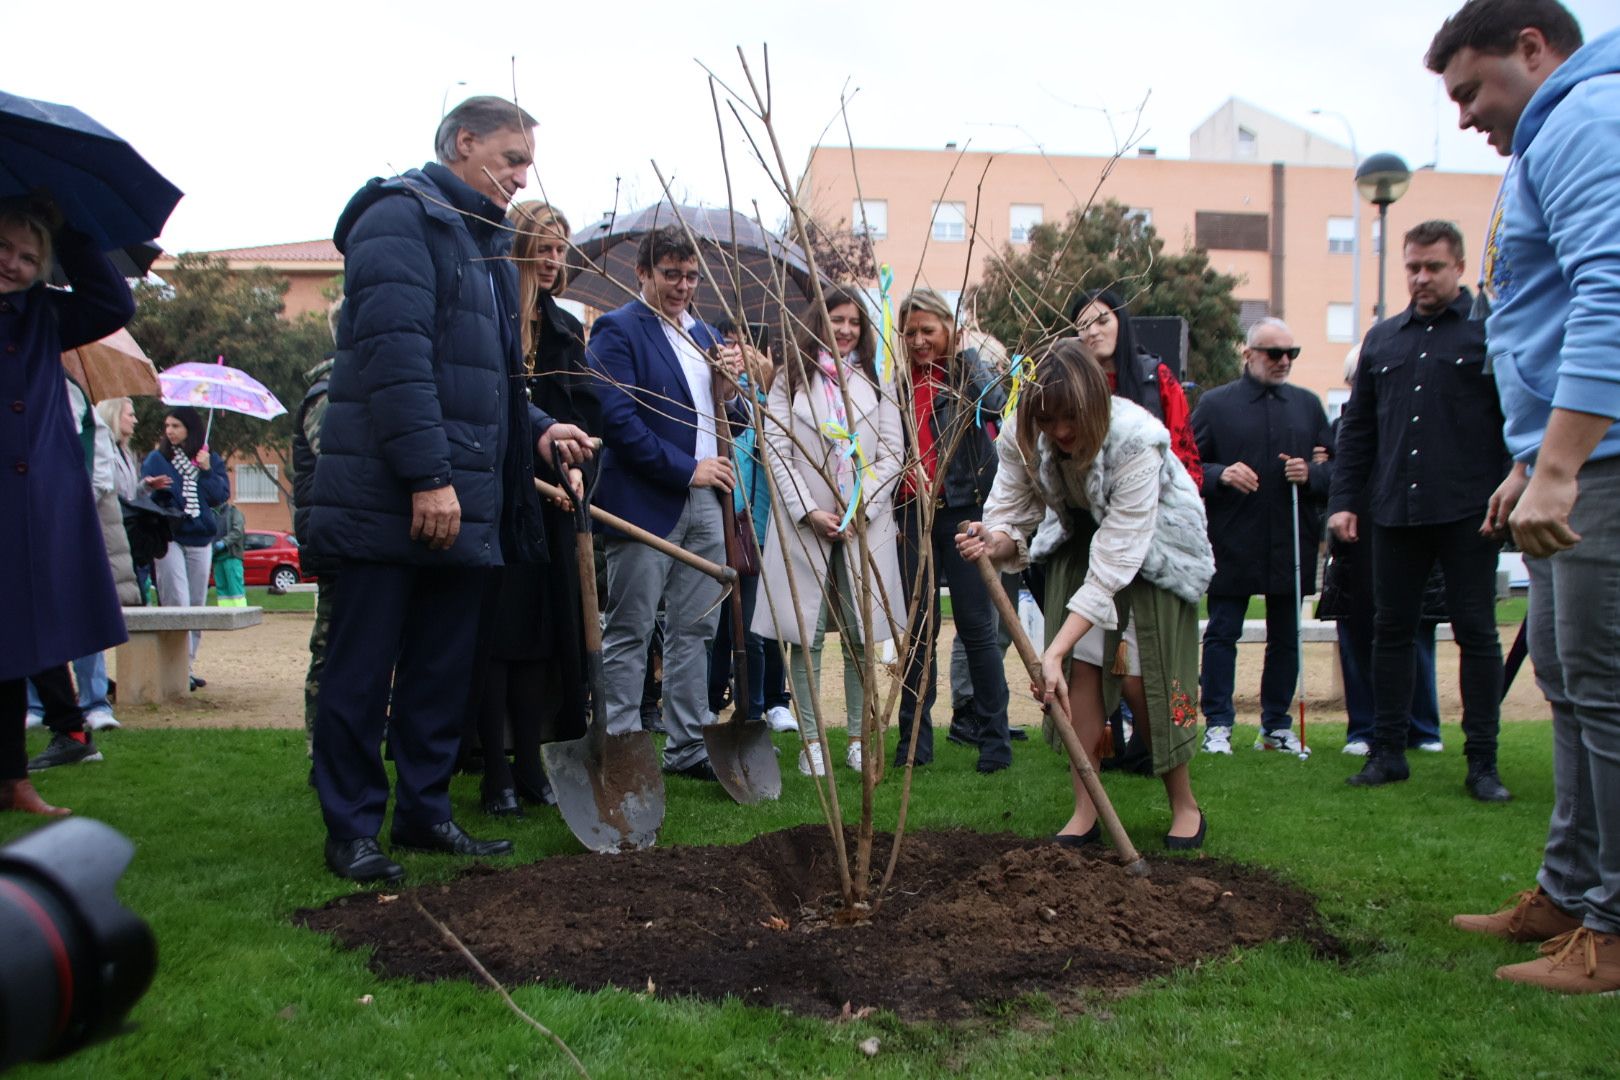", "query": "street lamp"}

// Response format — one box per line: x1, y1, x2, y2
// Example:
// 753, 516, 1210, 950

1311, 109, 1362, 343
1355, 152, 1413, 321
